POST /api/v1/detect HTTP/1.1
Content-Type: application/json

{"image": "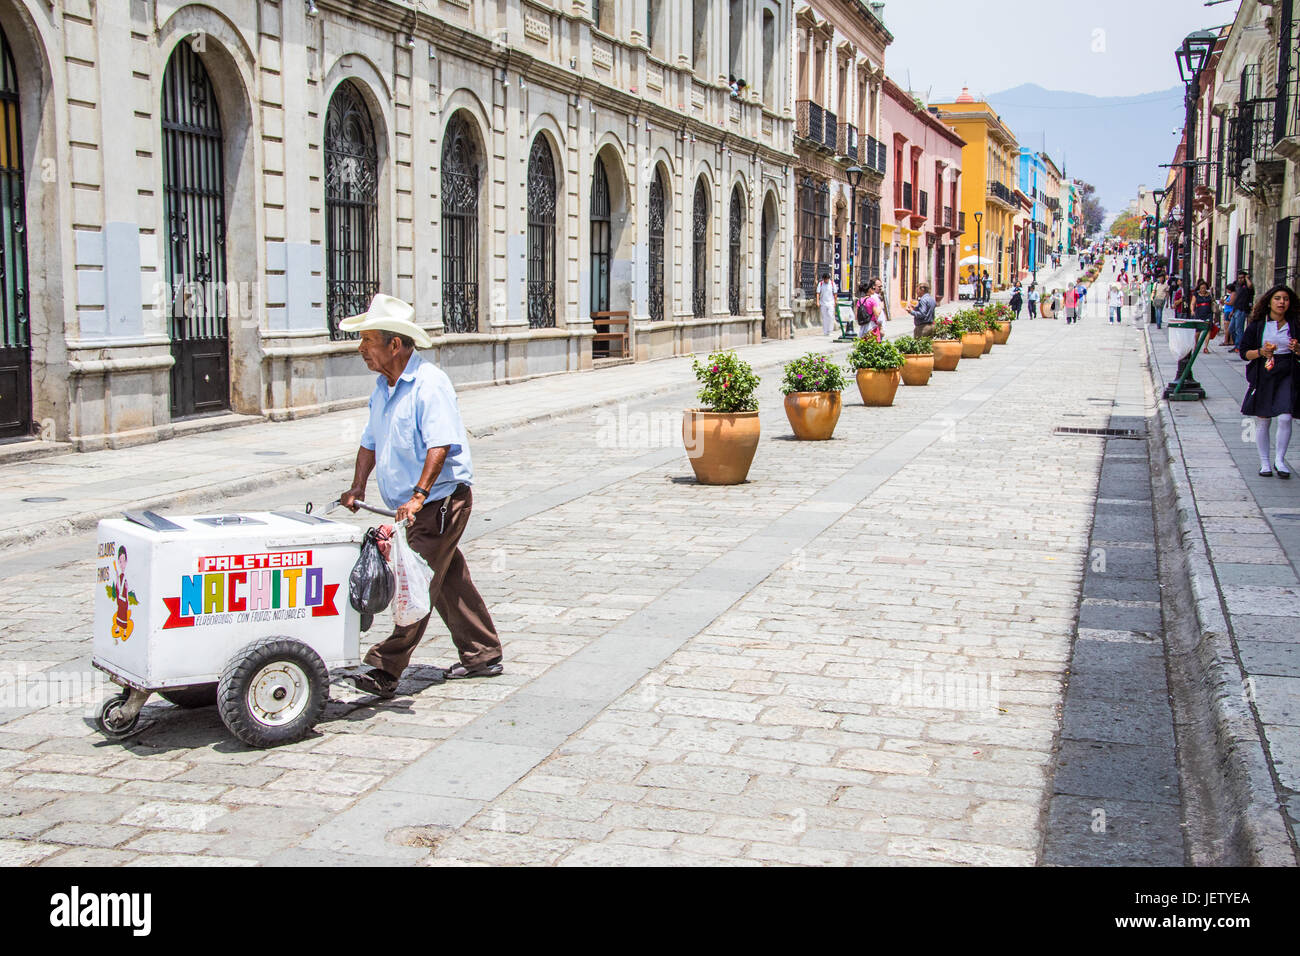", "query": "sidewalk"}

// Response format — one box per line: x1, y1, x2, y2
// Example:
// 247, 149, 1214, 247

1147, 322, 1300, 863
1, 335, 850, 551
